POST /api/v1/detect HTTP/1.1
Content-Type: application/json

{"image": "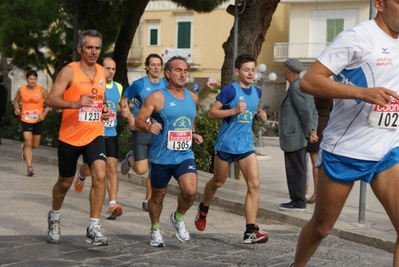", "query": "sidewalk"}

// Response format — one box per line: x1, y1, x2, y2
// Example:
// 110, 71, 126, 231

0, 137, 395, 253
